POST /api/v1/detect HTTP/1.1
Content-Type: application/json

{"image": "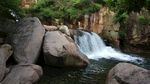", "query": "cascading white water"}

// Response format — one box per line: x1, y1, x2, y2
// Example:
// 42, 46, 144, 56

74, 30, 143, 63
